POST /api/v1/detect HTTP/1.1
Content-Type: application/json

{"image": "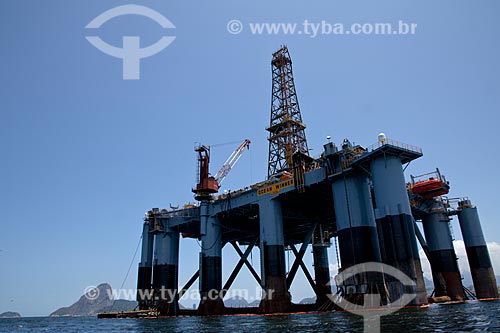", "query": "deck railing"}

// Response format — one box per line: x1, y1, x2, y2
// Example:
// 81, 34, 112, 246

364, 138, 422, 154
